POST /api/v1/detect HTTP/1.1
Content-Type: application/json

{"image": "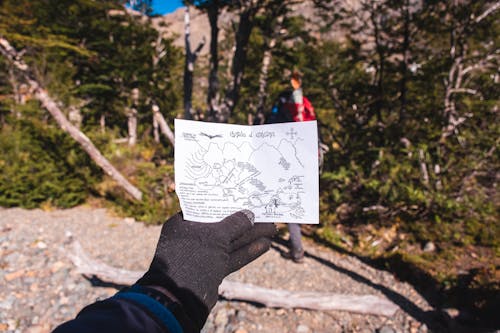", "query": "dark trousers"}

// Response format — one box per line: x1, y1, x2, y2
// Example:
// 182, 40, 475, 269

288, 223, 303, 252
